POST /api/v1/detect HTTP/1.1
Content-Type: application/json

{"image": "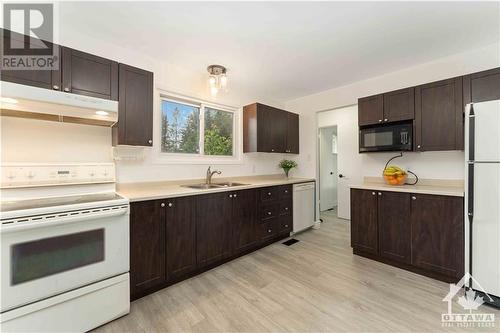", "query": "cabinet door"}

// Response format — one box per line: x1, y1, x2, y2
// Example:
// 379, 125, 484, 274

411, 194, 464, 279
196, 193, 232, 267
259, 105, 287, 153
61, 47, 118, 100
1, 32, 61, 90
415, 77, 463, 151
378, 191, 411, 264
463, 67, 500, 104
130, 200, 166, 298
383, 88, 414, 123
232, 189, 258, 254
358, 94, 384, 126
165, 196, 197, 281
286, 112, 299, 154
113, 64, 154, 146
350, 189, 378, 254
